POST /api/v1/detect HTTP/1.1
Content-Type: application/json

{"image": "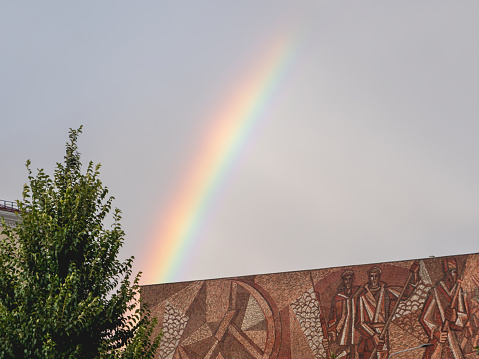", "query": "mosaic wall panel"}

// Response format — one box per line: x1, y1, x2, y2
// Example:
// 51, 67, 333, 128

141, 253, 479, 359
